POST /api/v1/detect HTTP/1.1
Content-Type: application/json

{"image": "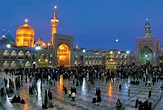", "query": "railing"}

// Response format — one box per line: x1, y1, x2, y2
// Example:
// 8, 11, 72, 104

0, 101, 6, 110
